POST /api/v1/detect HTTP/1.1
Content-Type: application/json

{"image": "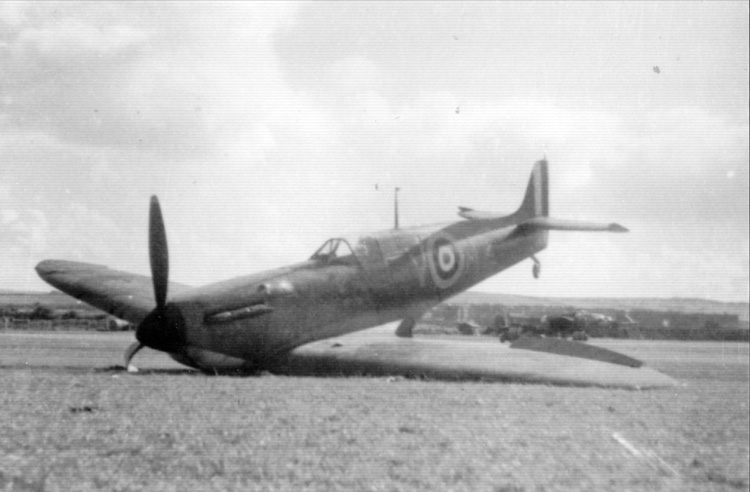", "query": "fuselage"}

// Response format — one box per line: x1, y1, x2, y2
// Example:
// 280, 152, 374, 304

158, 219, 548, 369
